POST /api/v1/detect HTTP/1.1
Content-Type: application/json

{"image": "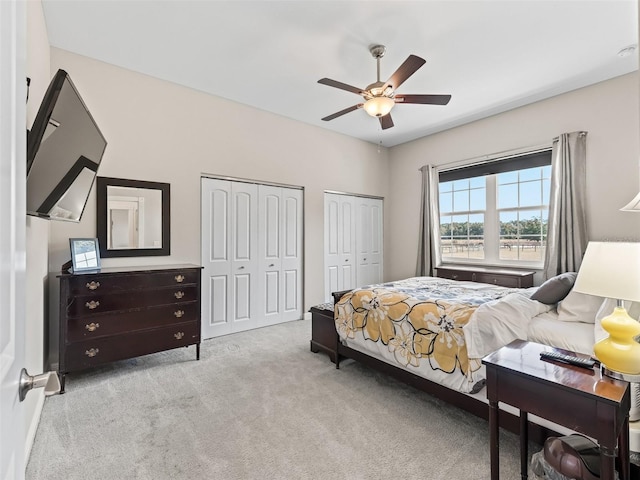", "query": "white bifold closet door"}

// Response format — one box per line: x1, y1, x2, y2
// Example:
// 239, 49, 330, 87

324, 193, 383, 302
258, 185, 304, 327
201, 178, 303, 339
